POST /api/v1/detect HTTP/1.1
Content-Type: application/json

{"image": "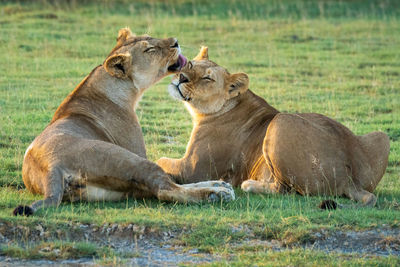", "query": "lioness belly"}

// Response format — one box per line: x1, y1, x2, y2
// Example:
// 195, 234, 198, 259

62, 184, 126, 202
85, 185, 126, 201
61, 173, 128, 202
